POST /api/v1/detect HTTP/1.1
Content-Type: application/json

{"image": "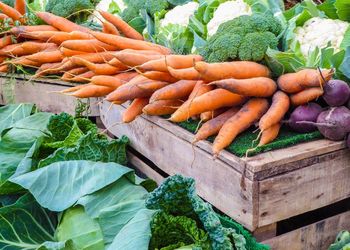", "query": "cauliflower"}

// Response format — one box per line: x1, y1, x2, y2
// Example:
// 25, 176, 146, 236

160, 2, 199, 27
294, 17, 349, 57
207, 0, 252, 37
